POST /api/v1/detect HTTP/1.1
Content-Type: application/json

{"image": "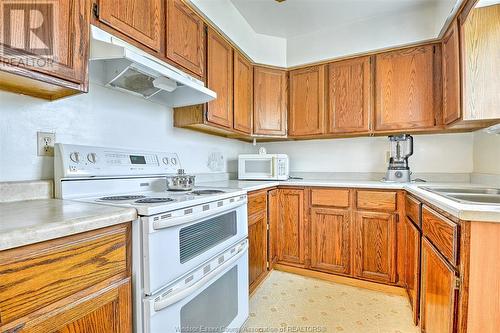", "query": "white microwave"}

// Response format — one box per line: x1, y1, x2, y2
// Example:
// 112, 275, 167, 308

238, 154, 289, 180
